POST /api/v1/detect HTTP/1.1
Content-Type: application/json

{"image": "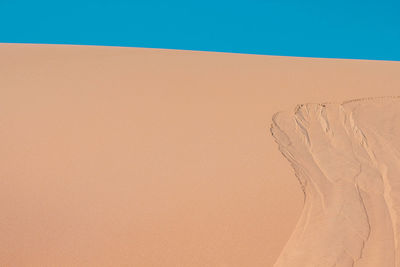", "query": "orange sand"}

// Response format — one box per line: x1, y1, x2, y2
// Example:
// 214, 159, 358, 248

1, 44, 400, 266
